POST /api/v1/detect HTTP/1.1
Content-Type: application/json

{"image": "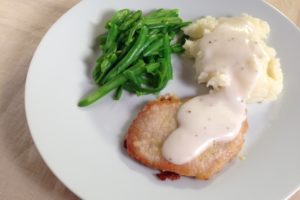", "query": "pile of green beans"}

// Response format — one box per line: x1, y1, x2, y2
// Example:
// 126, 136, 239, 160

78, 9, 190, 107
